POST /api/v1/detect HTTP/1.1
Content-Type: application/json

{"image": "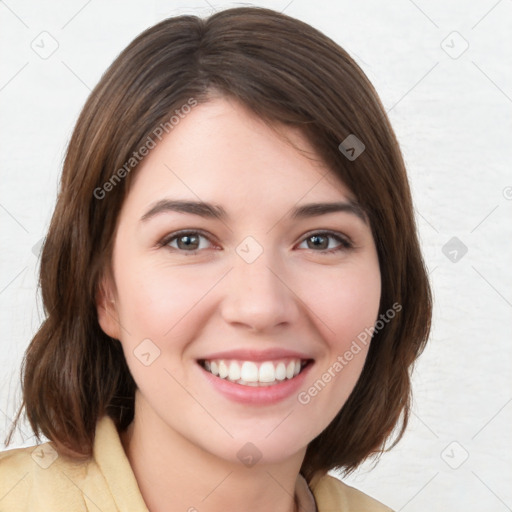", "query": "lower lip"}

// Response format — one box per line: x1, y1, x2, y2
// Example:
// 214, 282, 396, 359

197, 361, 314, 405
